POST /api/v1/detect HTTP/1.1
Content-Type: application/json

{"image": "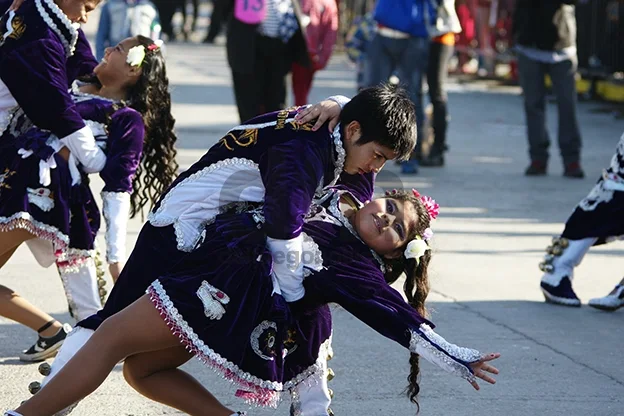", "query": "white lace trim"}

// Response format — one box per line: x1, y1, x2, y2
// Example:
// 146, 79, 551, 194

327, 124, 345, 188
327, 191, 386, 273
301, 232, 323, 276
35, 0, 79, 57
409, 324, 481, 382
71, 81, 119, 104
148, 158, 260, 251
147, 280, 332, 406
0, 212, 68, 250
